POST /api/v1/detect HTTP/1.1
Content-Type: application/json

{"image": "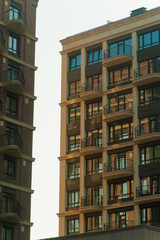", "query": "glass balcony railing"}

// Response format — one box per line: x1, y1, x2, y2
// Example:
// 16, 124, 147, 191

81, 195, 103, 207
104, 45, 132, 59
